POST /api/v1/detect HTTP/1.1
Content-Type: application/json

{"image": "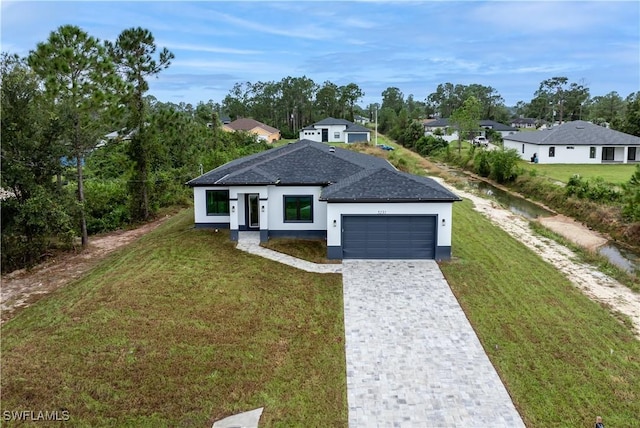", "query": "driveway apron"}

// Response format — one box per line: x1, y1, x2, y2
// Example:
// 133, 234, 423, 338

342, 260, 525, 427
